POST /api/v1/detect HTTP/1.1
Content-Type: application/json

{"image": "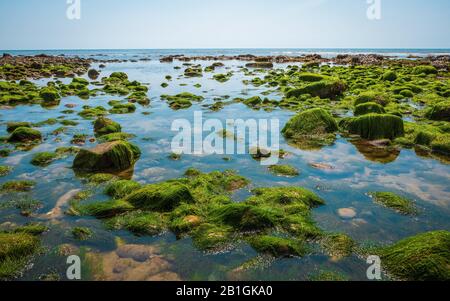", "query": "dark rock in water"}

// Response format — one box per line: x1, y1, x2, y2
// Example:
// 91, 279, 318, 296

2, 53, 12, 58
88, 69, 100, 80
245, 62, 274, 69
73, 141, 141, 172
